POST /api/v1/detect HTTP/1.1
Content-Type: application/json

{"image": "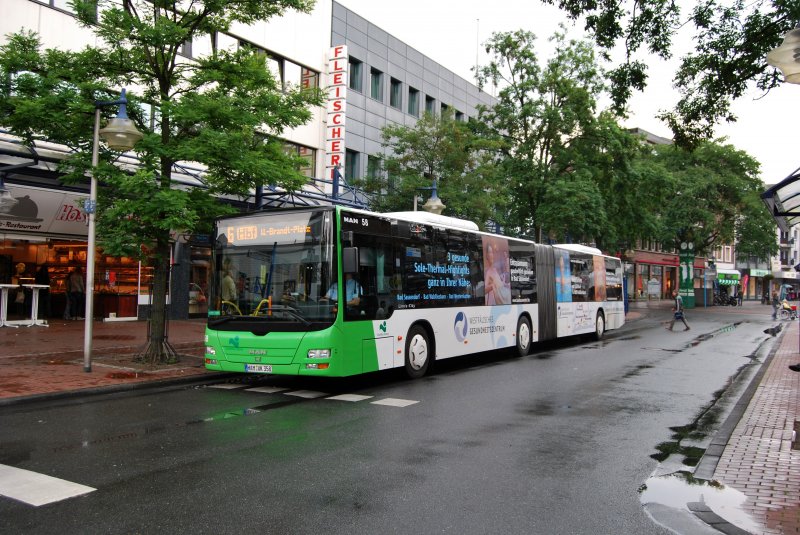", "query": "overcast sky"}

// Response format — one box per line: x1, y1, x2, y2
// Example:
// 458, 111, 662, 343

337, 0, 800, 186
